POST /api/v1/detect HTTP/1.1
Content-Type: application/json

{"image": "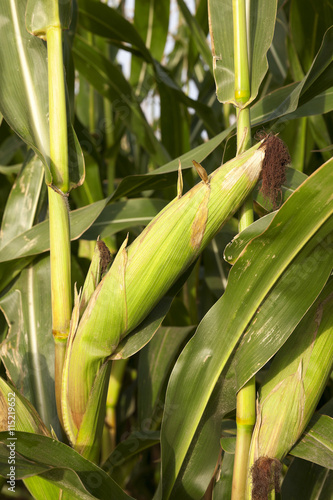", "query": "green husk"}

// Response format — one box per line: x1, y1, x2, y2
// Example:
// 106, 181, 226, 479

246, 279, 333, 499
63, 141, 267, 459
79, 239, 112, 319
